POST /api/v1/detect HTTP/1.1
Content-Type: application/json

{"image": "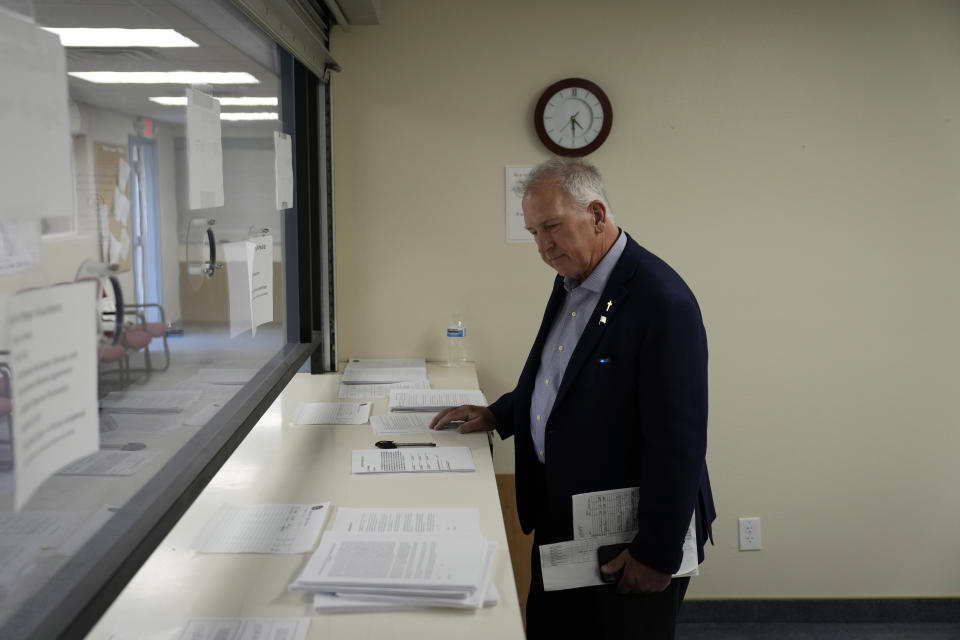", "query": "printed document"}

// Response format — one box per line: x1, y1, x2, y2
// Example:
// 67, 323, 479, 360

193, 503, 330, 554
540, 486, 699, 591
291, 531, 488, 594
176, 617, 310, 640
352, 447, 475, 473
388, 389, 487, 412
330, 507, 480, 535
338, 379, 430, 400
370, 412, 437, 435
292, 402, 371, 425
